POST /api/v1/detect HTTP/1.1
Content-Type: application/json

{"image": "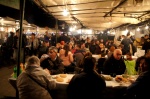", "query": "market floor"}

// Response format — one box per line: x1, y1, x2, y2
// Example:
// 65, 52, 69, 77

0, 65, 16, 99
